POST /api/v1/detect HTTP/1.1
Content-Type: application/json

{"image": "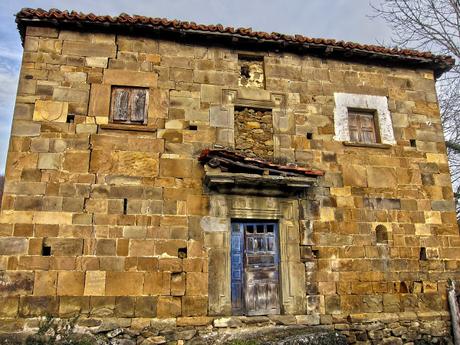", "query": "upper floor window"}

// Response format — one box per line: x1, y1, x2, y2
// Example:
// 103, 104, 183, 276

348, 109, 379, 144
333, 93, 396, 145
111, 86, 148, 125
